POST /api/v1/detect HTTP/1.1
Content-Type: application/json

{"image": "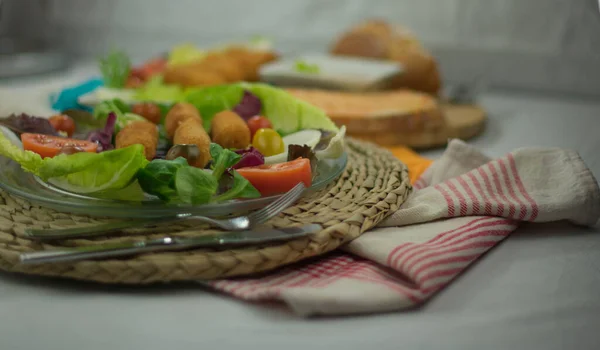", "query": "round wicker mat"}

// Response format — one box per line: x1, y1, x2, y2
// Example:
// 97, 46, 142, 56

0, 138, 411, 284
